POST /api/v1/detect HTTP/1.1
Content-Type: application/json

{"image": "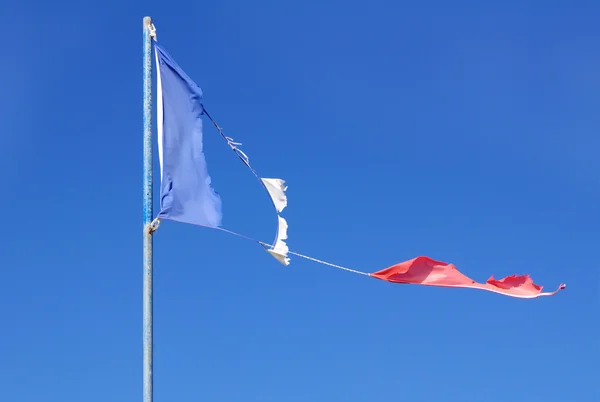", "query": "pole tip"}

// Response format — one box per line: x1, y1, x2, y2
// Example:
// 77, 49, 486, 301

143, 16, 152, 28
